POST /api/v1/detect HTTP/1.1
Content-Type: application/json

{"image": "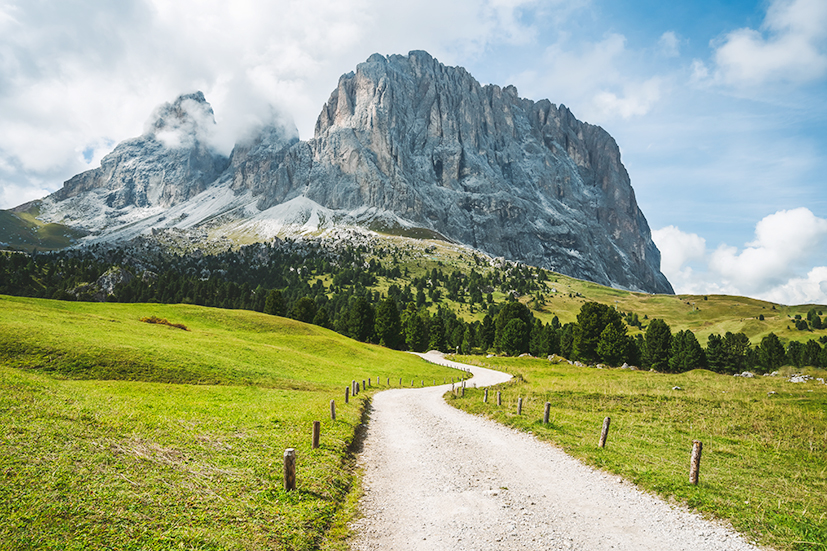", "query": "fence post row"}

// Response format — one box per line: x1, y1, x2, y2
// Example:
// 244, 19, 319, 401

283, 448, 296, 491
